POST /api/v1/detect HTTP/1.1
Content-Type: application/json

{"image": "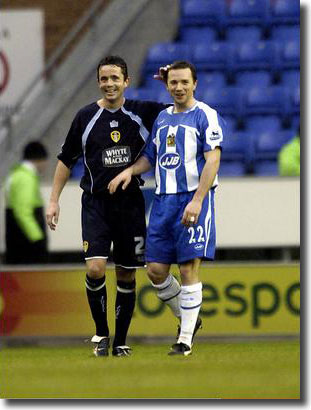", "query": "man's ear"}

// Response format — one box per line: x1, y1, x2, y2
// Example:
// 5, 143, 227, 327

124, 76, 130, 89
